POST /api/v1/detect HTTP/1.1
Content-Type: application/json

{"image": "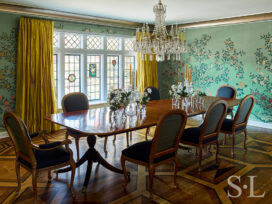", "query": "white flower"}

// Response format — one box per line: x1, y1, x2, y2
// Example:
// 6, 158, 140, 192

169, 90, 172, 95
147, 88, 152, 94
